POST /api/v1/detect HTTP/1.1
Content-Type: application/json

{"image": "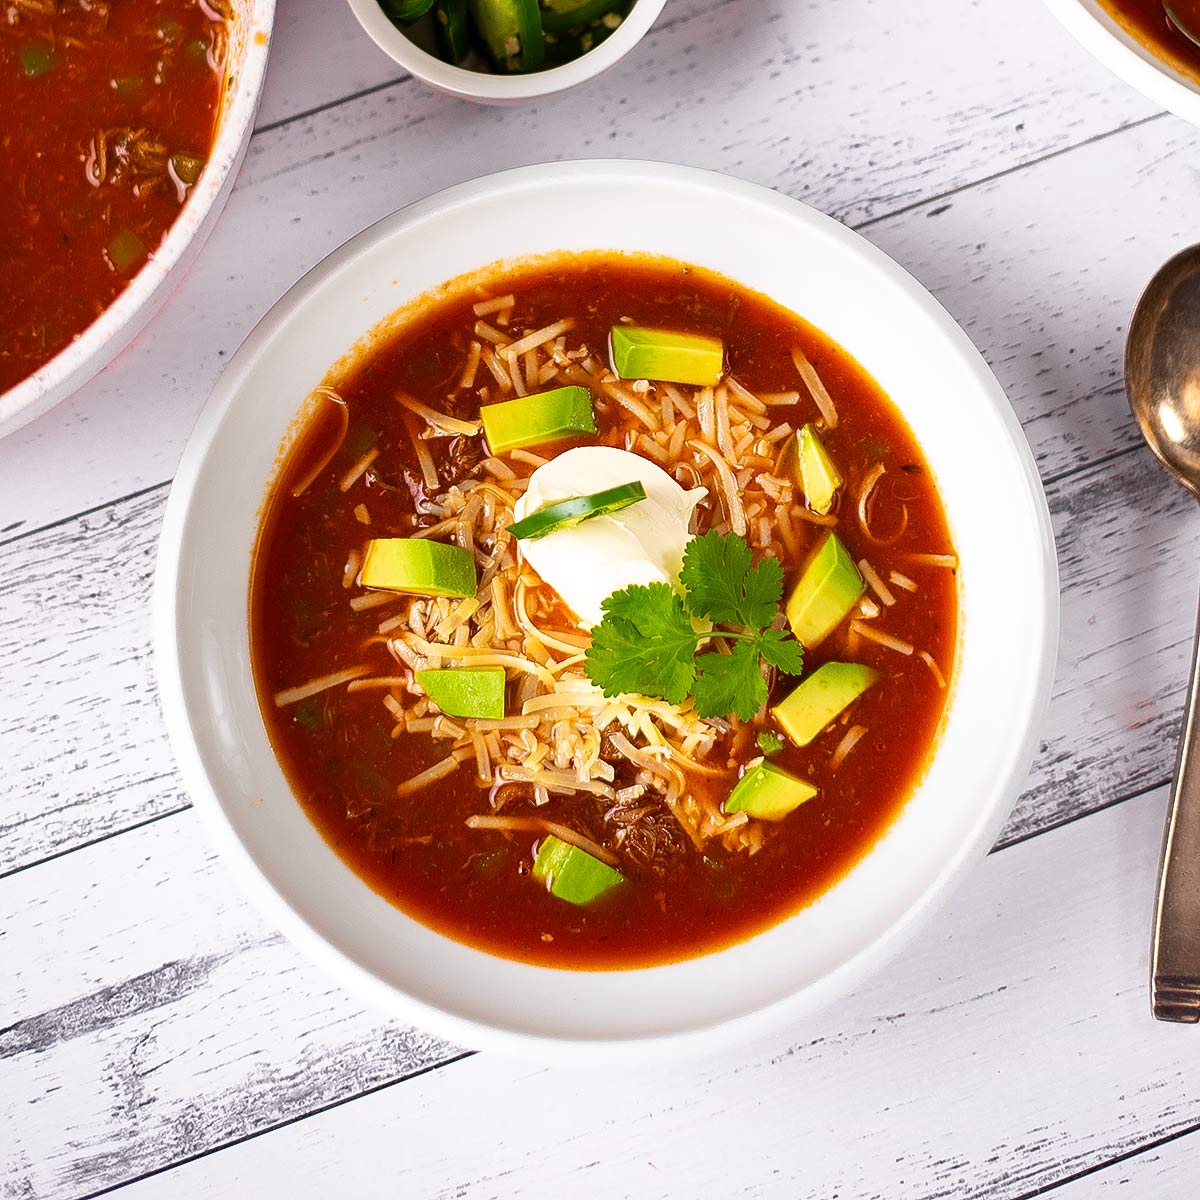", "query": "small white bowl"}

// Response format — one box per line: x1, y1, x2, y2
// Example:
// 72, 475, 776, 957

0, 0, 275, 441
345, 0, 666, 103
155, 161, 1059, 1061
1042, 0, 1200, 125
